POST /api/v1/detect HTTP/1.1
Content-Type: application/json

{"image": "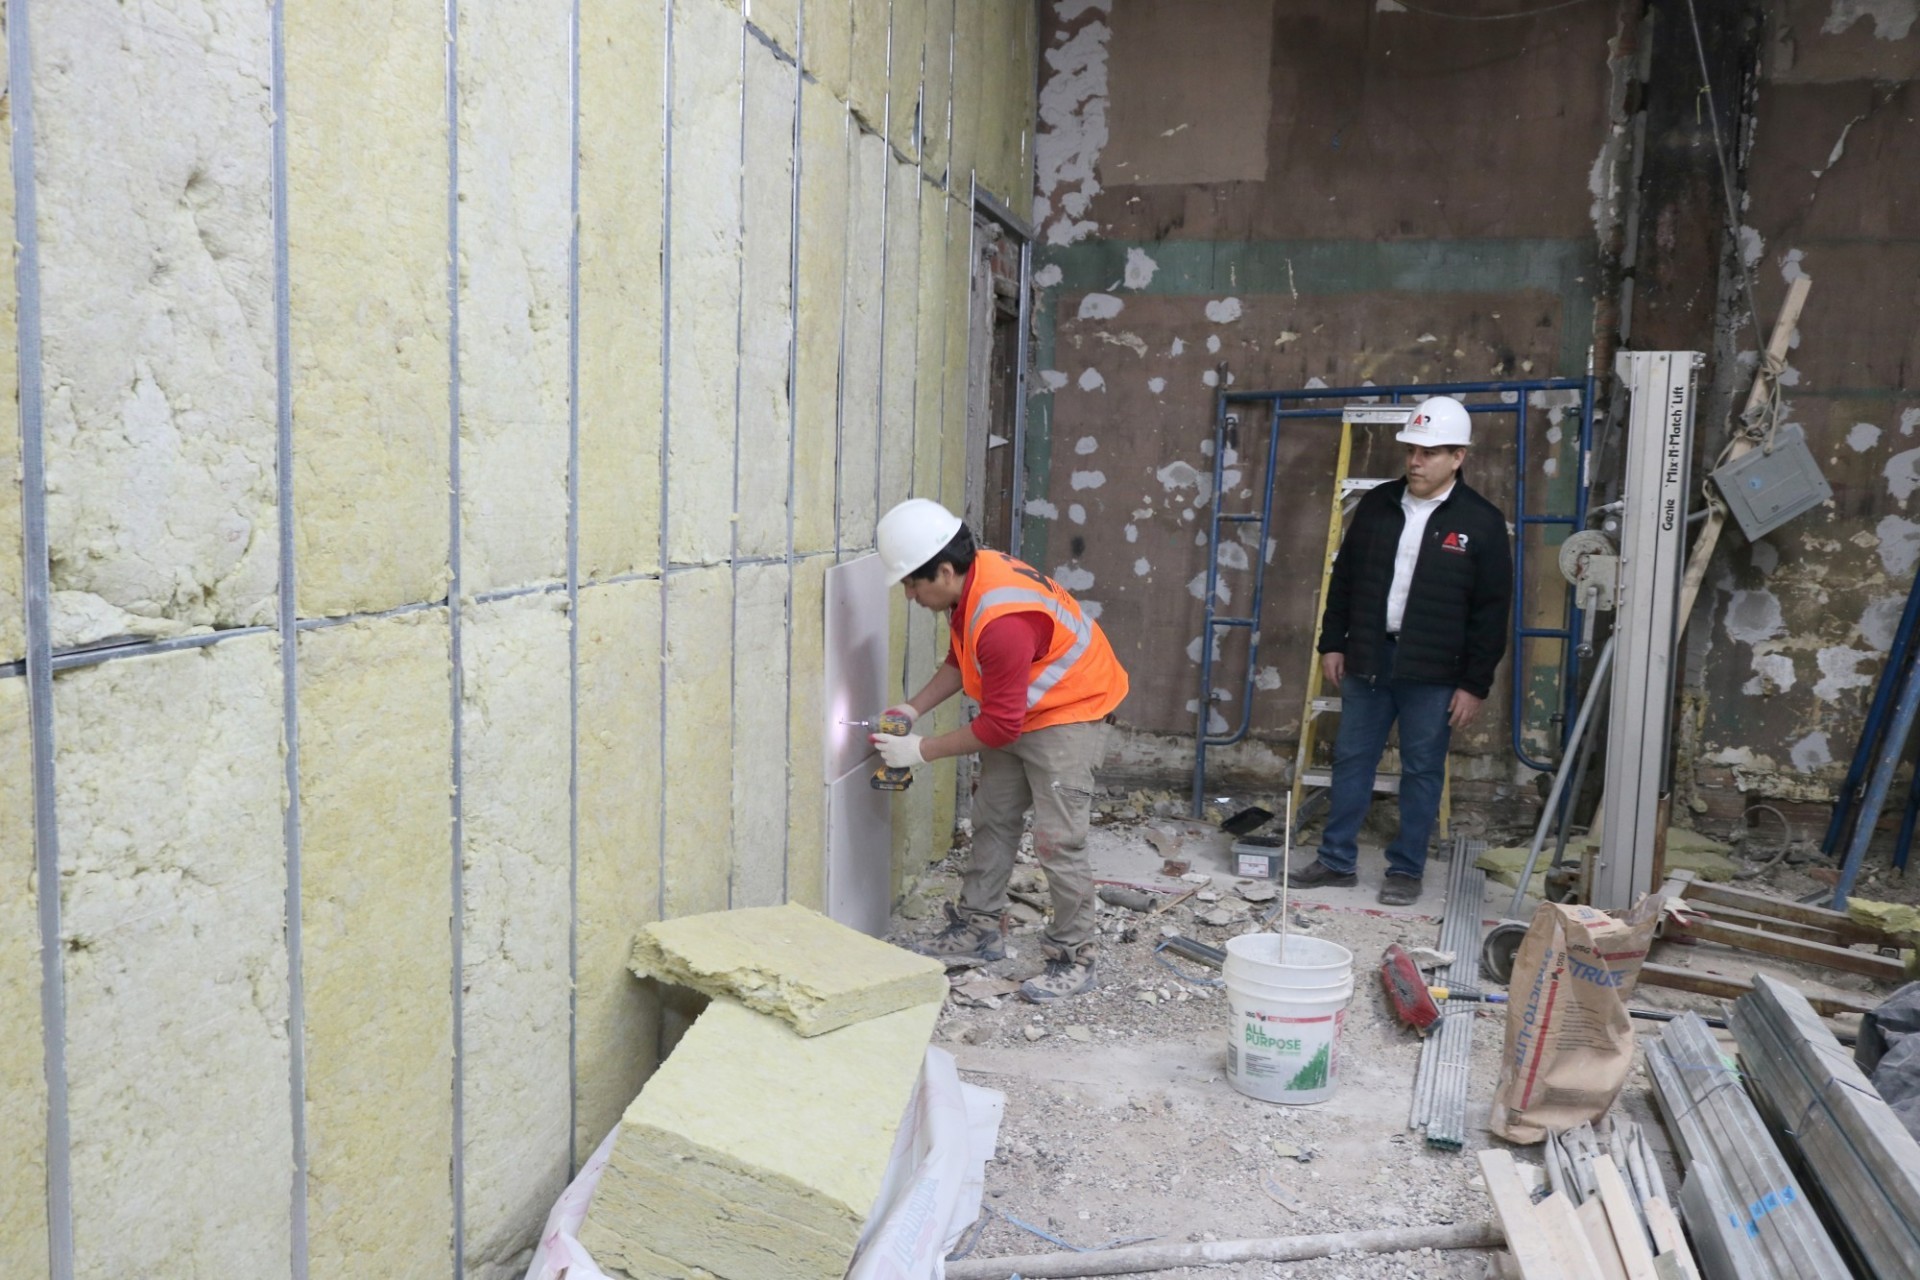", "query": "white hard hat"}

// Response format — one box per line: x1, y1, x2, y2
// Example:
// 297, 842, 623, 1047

1397, 396, 1473, 448
876, 498, 964, 584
